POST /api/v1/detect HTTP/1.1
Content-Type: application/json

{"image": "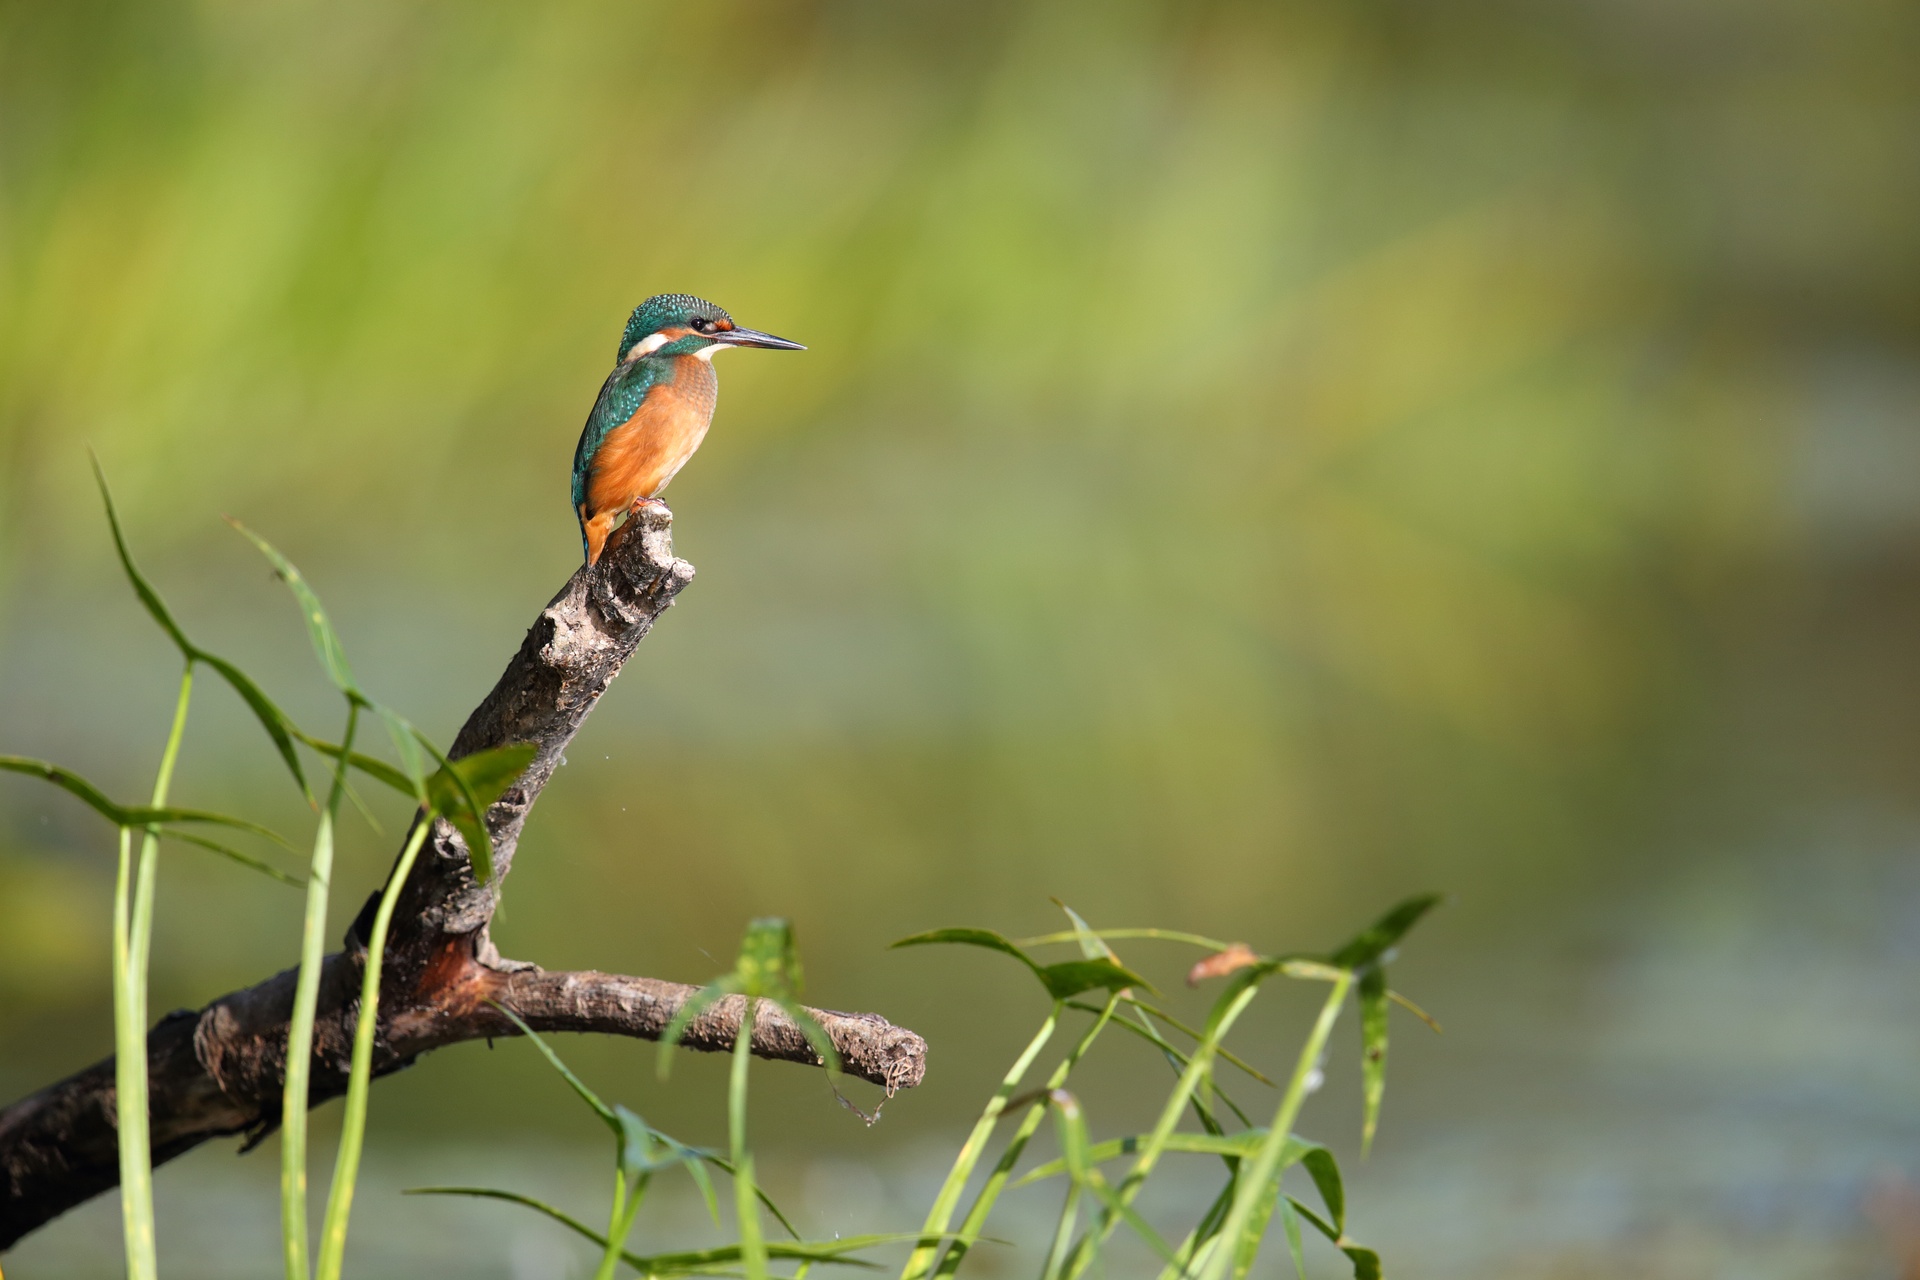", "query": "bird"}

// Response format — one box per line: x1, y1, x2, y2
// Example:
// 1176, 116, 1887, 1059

570, 293, 804, 565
